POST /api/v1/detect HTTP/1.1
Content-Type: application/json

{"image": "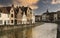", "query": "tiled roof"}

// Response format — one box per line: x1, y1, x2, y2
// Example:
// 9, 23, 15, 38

0, 6, 32, 15
0, 7, 11, 14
